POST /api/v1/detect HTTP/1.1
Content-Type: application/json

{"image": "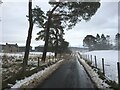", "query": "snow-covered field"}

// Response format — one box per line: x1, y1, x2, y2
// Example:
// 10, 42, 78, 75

0, 52, 55, 83
0, 52, 54, 64
82, 50, 119, 83
0, 52, 54, 57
